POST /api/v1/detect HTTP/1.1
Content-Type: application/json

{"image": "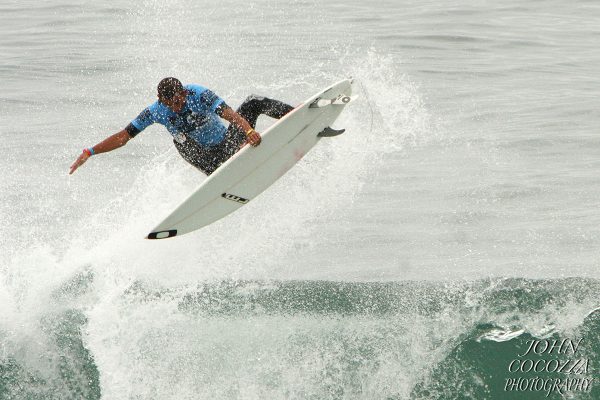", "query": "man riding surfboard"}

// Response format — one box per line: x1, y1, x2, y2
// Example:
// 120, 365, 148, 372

69, 77, 293, 175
